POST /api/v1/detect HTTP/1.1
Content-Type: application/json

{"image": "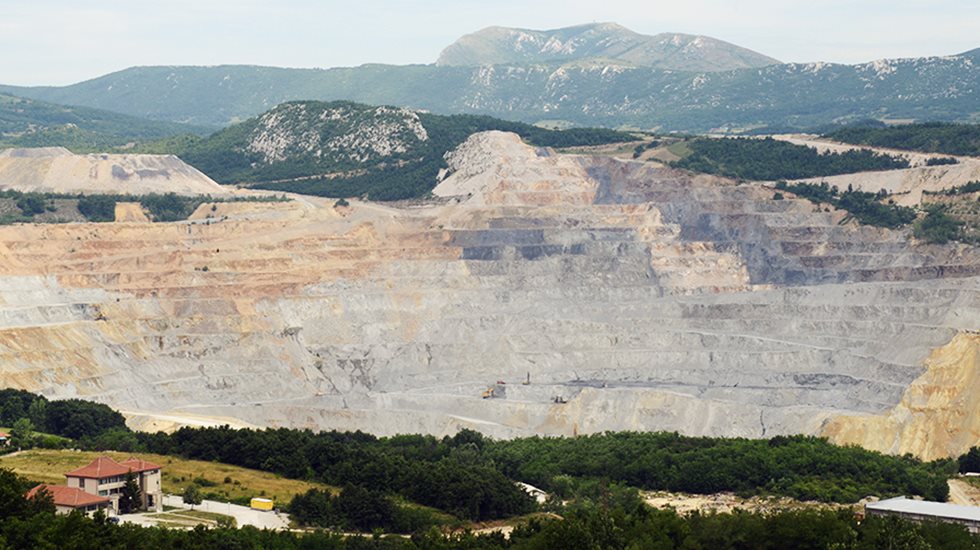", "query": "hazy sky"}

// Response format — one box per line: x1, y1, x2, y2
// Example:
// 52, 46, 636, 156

2, 0, 977, 86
